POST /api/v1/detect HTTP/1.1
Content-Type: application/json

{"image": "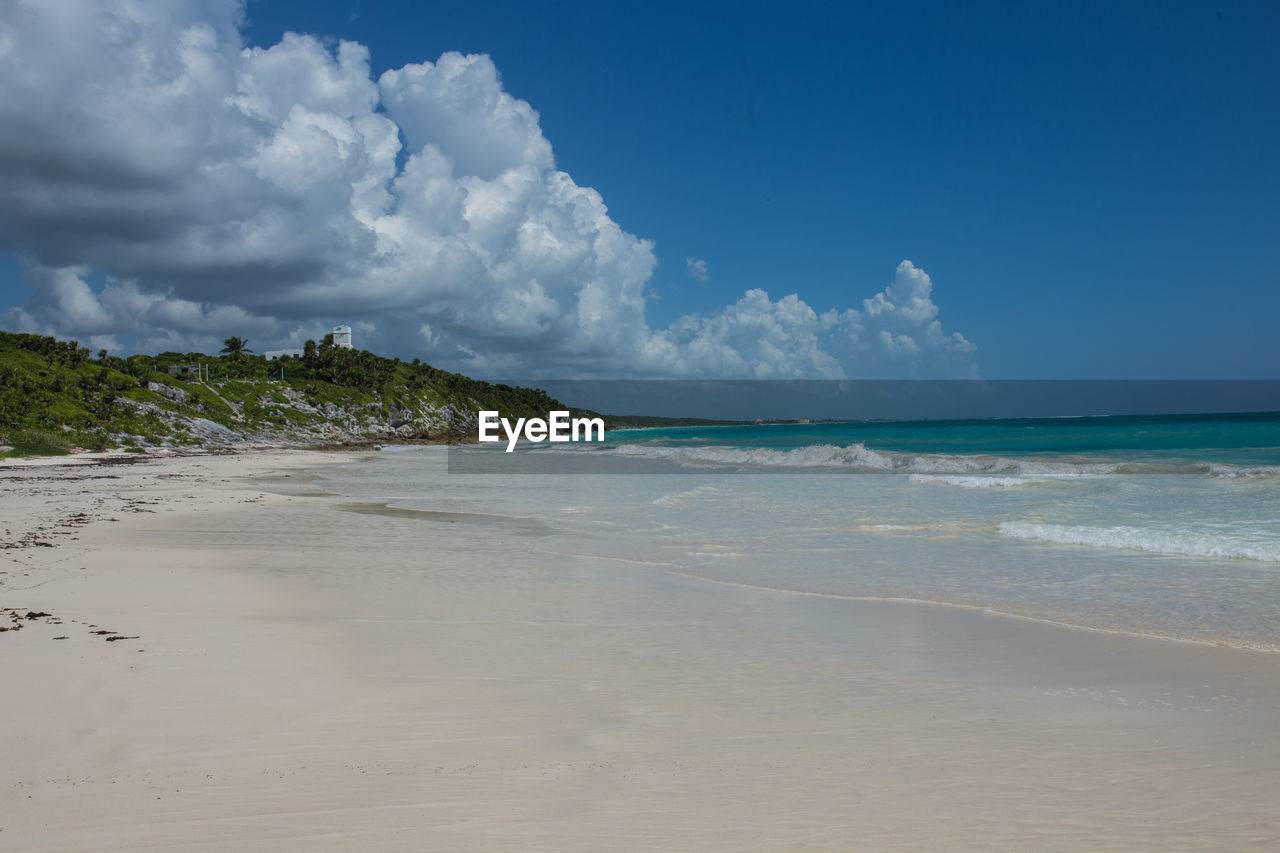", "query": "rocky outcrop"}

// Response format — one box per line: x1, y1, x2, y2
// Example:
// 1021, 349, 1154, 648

113, 382, 479, 449
147, 381, 187, 405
